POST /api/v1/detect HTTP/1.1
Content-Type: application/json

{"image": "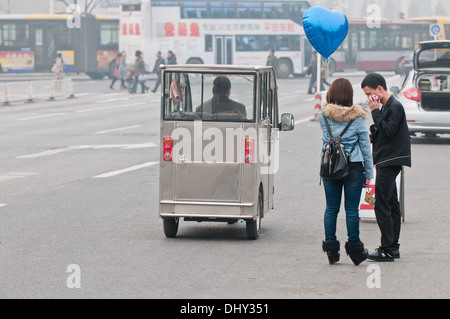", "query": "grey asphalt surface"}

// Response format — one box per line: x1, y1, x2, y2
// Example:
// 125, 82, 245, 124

0, 73, 449, 299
